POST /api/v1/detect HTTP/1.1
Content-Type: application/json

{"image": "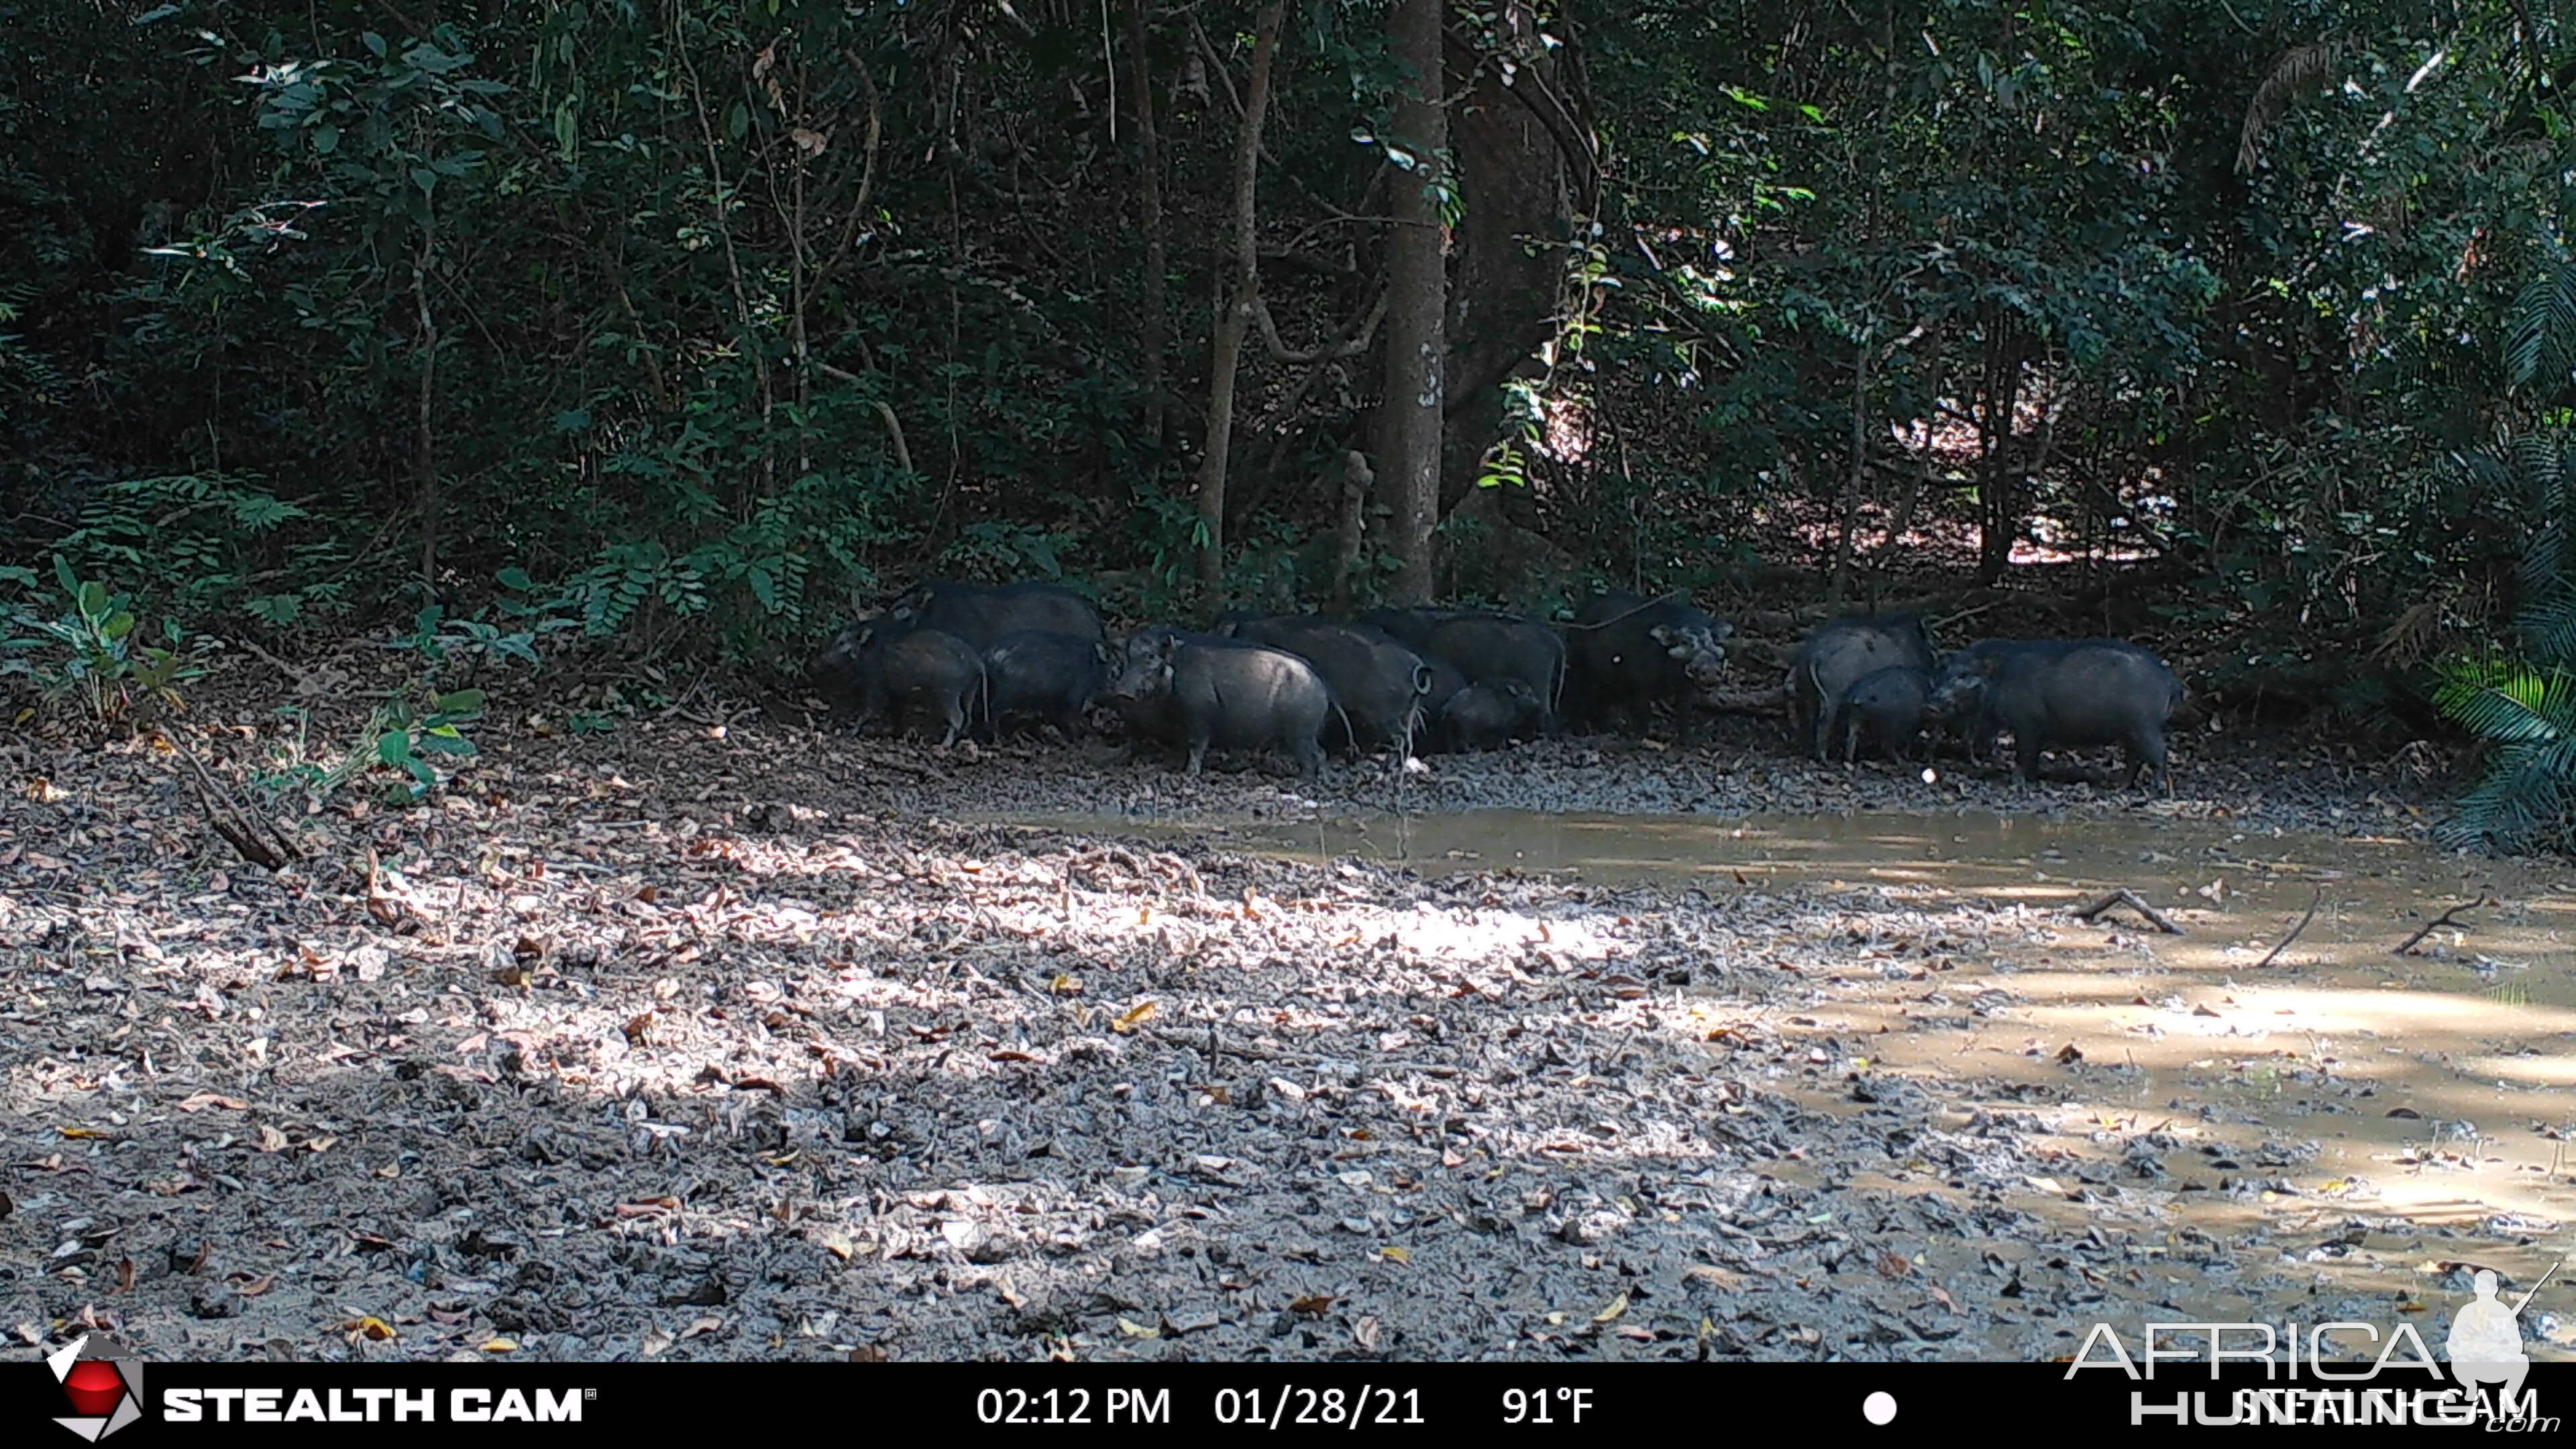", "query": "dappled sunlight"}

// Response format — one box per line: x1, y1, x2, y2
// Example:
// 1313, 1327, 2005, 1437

14, 759, 2576, 1362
